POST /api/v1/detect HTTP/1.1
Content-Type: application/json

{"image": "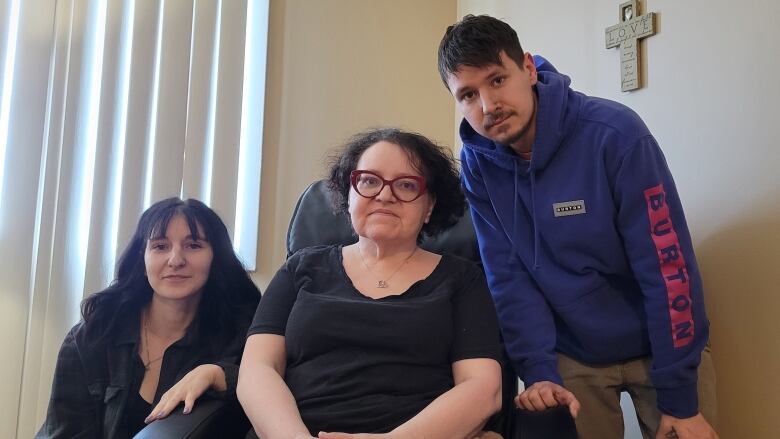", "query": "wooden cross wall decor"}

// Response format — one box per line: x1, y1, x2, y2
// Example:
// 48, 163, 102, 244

605, 0, 657, 91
